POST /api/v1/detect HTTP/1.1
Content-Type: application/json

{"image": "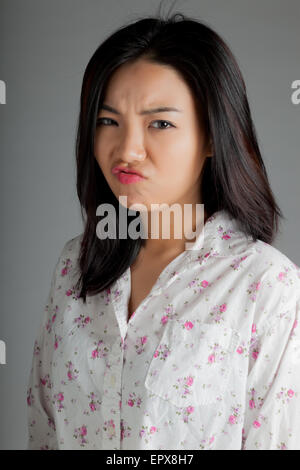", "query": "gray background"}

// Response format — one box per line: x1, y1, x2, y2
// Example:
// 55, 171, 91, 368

0, 0, 299, 450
